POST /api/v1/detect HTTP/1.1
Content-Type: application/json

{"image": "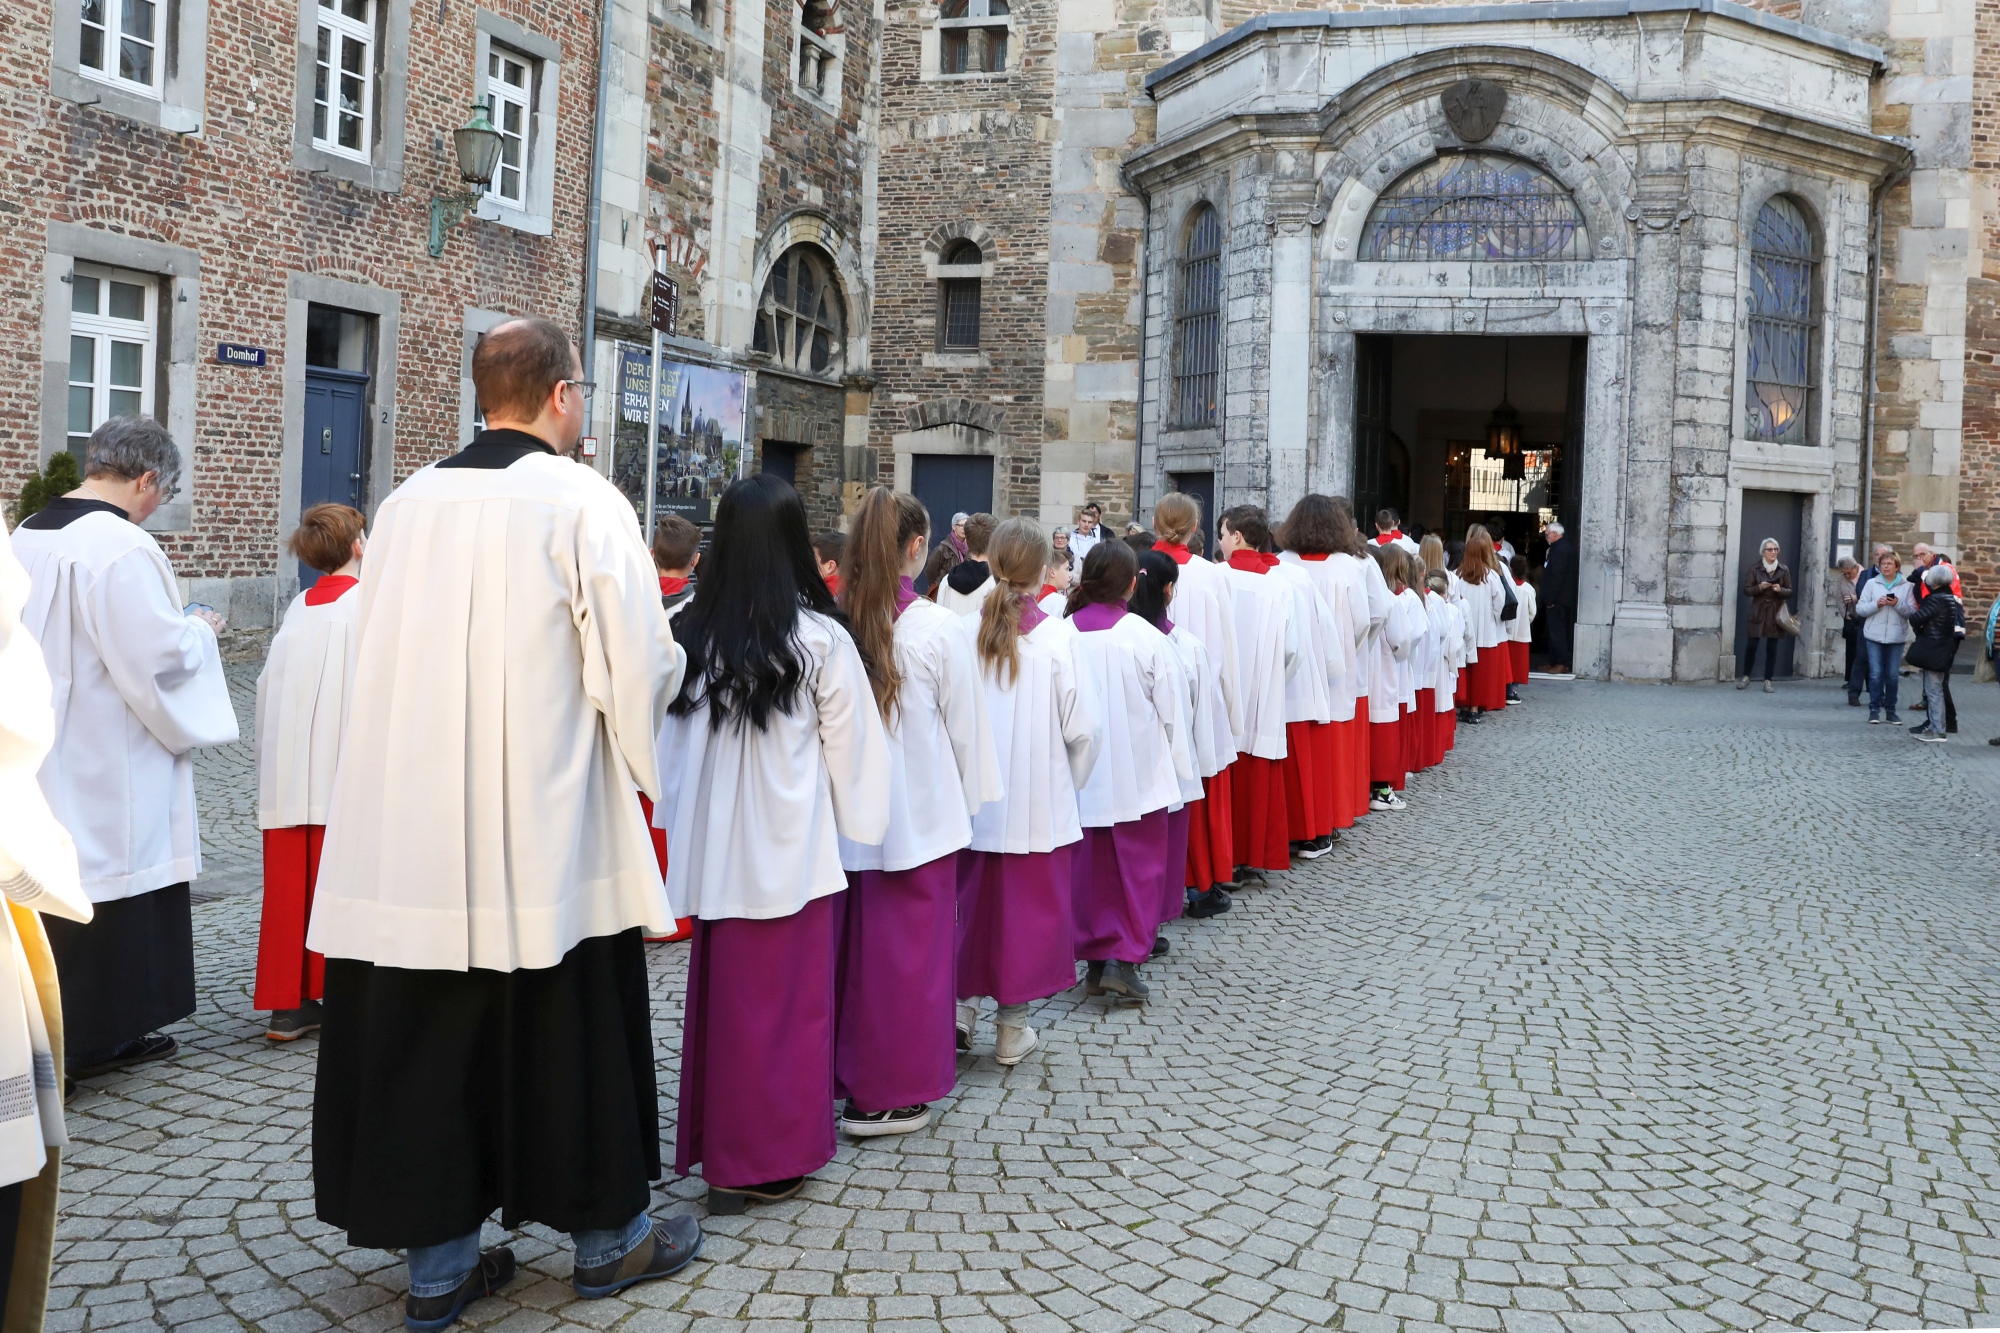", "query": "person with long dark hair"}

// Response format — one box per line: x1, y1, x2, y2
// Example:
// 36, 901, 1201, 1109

834, 488, 1001, 1139
957, 519, 1098, 1064
1278, 496, 1386, 830
656, 473, 892, 1216
1150, 494, 1240, 917
1064, 541, 1193, 1001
